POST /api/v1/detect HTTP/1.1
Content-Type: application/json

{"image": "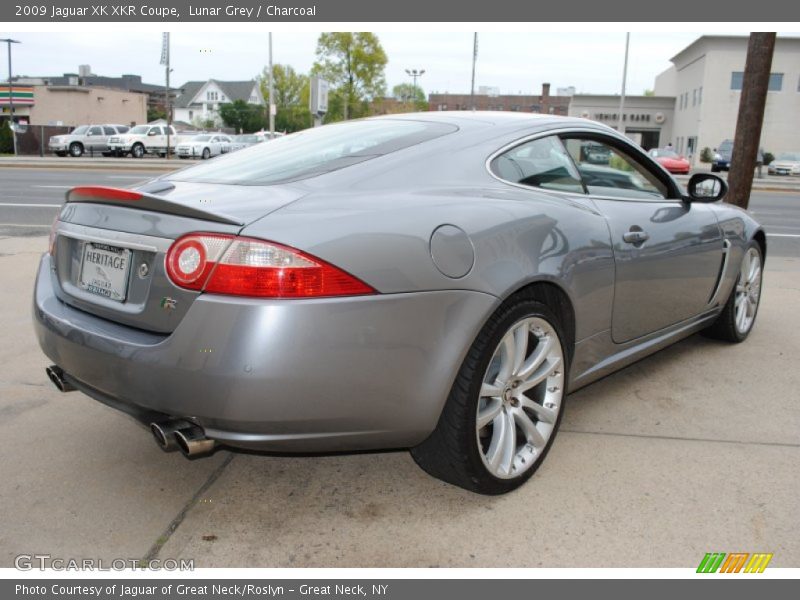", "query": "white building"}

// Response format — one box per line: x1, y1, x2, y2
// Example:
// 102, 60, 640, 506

173, 79, 264, 127
654, 35, 800, 162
